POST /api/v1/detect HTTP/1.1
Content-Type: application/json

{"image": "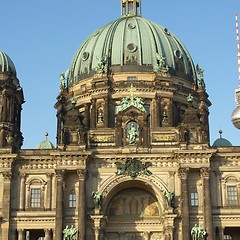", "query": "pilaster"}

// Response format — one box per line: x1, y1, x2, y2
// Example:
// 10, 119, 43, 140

55, 170, 65, 240
19, 173, 26, 210
44, 228, 51, 240
17, 229, 25, 240
77, 169, 86, 240
1, 171, 12, 240
178, 168, 190, 240
200, 167, 213, 239
46, 173, 53, 210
